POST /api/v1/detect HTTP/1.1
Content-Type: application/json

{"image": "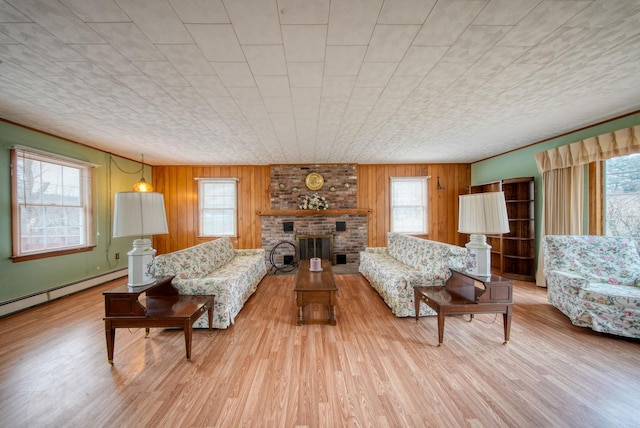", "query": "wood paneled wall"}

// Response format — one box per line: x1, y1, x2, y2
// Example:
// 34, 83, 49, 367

152, 163, 470, 254
357, 164, 470, 248
152, 165, 271, 254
